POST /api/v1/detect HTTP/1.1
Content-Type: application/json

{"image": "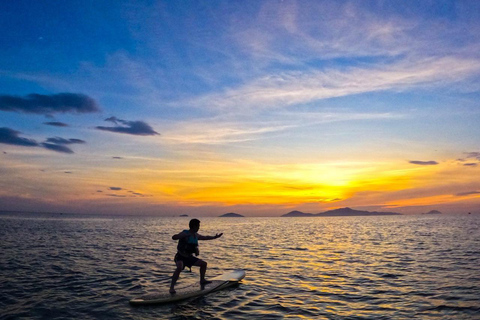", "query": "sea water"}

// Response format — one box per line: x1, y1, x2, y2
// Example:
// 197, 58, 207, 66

1, 213, 479, 320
